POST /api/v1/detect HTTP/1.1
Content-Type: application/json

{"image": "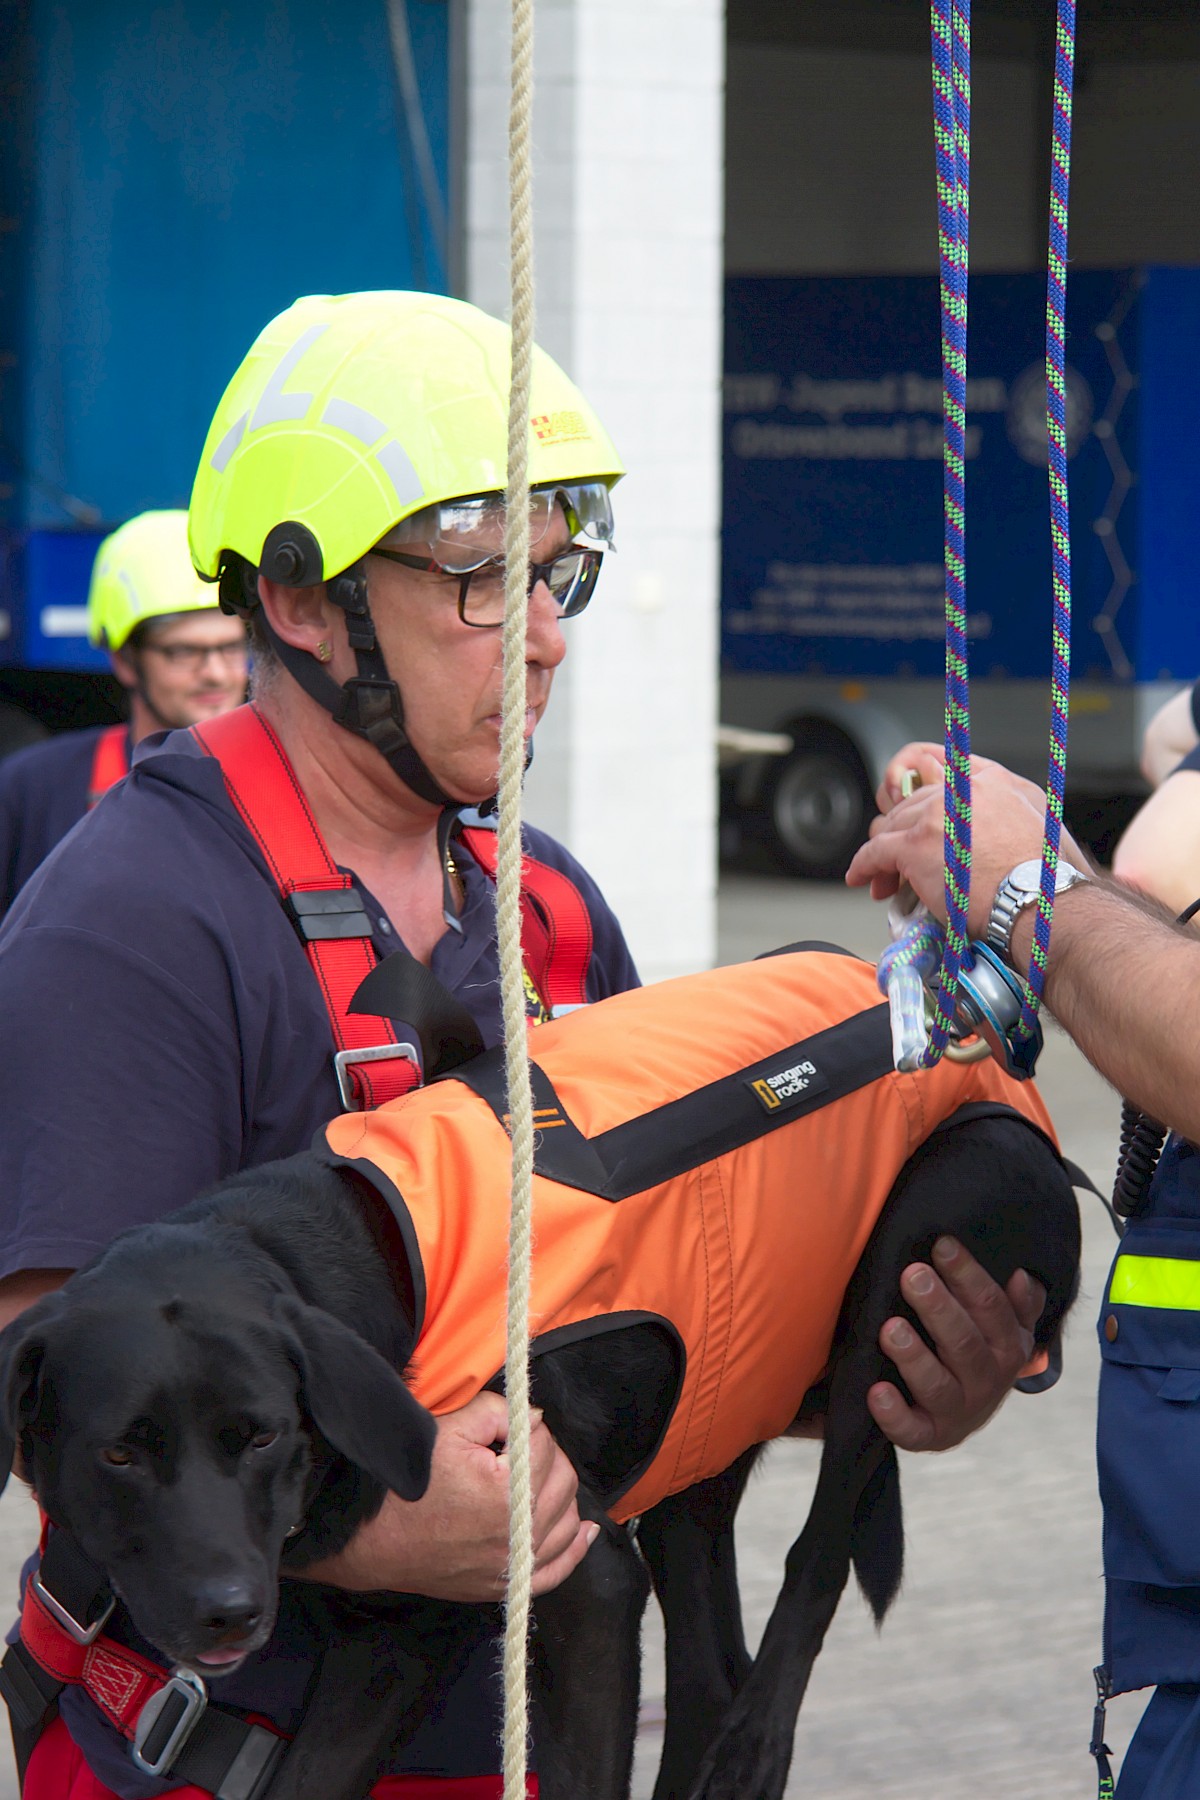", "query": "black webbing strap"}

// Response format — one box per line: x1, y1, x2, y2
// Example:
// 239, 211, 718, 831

446, 1002, 897, 1201
1091, 1666, 1117, 1798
